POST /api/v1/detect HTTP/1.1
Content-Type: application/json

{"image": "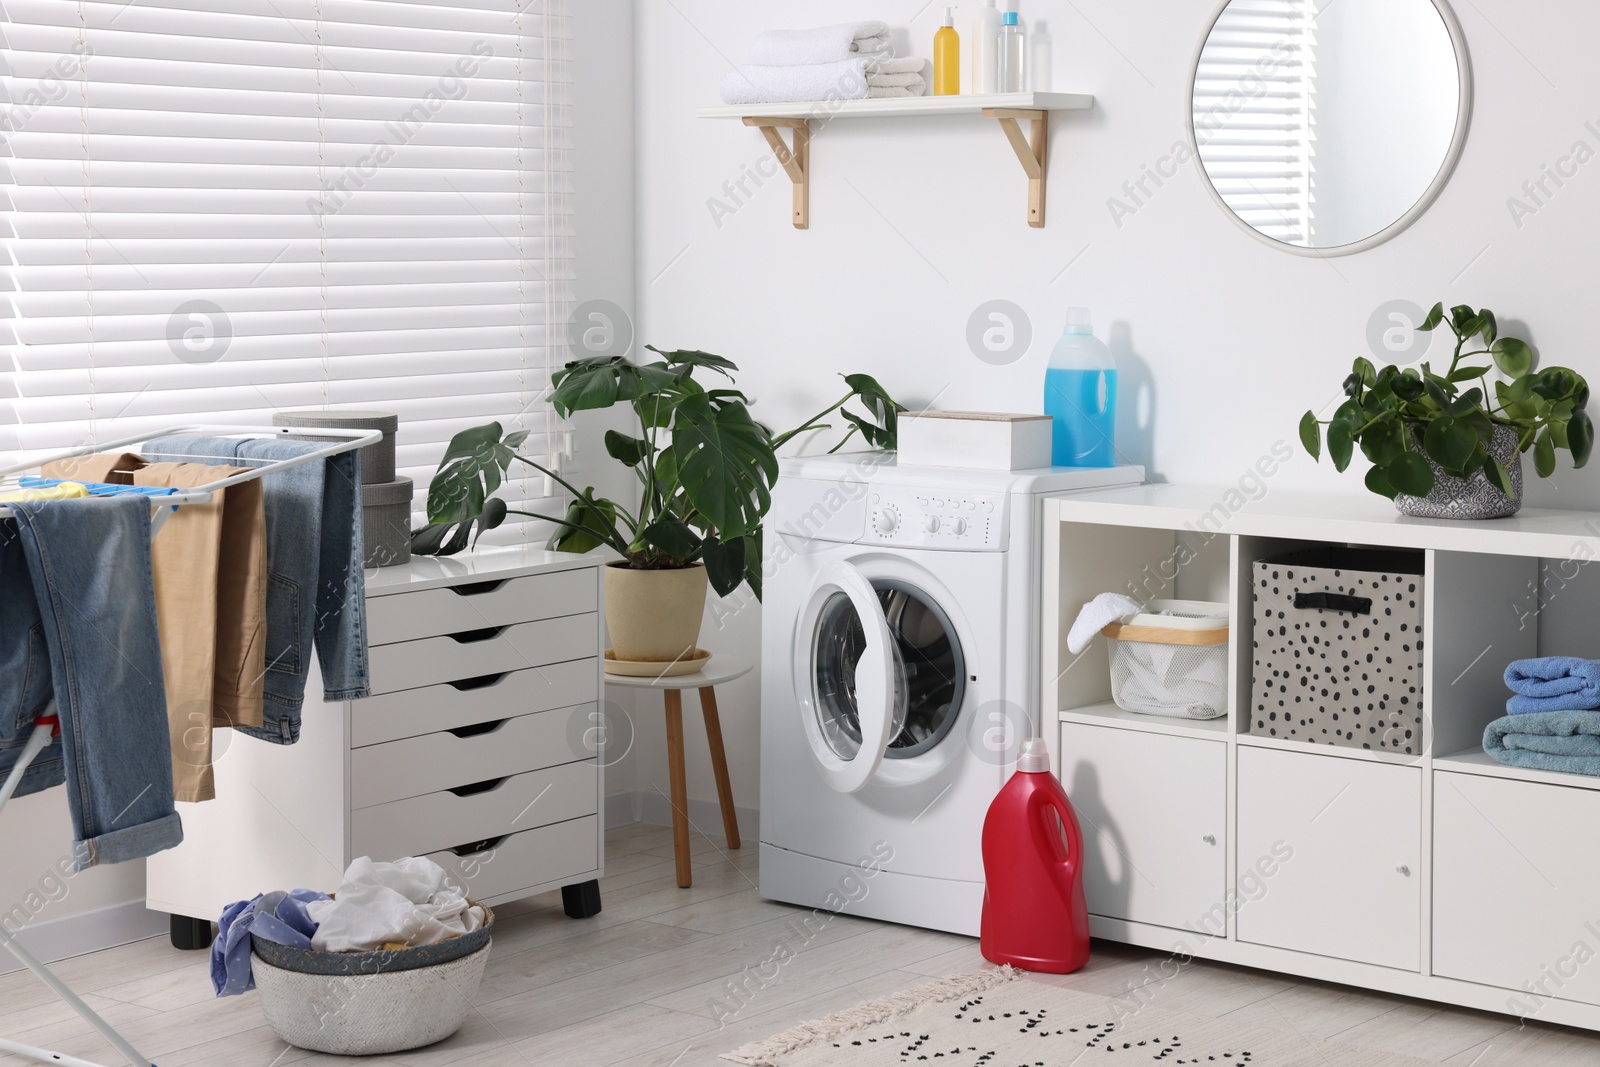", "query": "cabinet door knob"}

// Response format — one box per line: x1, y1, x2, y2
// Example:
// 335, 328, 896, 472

1202, 834, 1216, 845
1396, 864, 1411, 877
